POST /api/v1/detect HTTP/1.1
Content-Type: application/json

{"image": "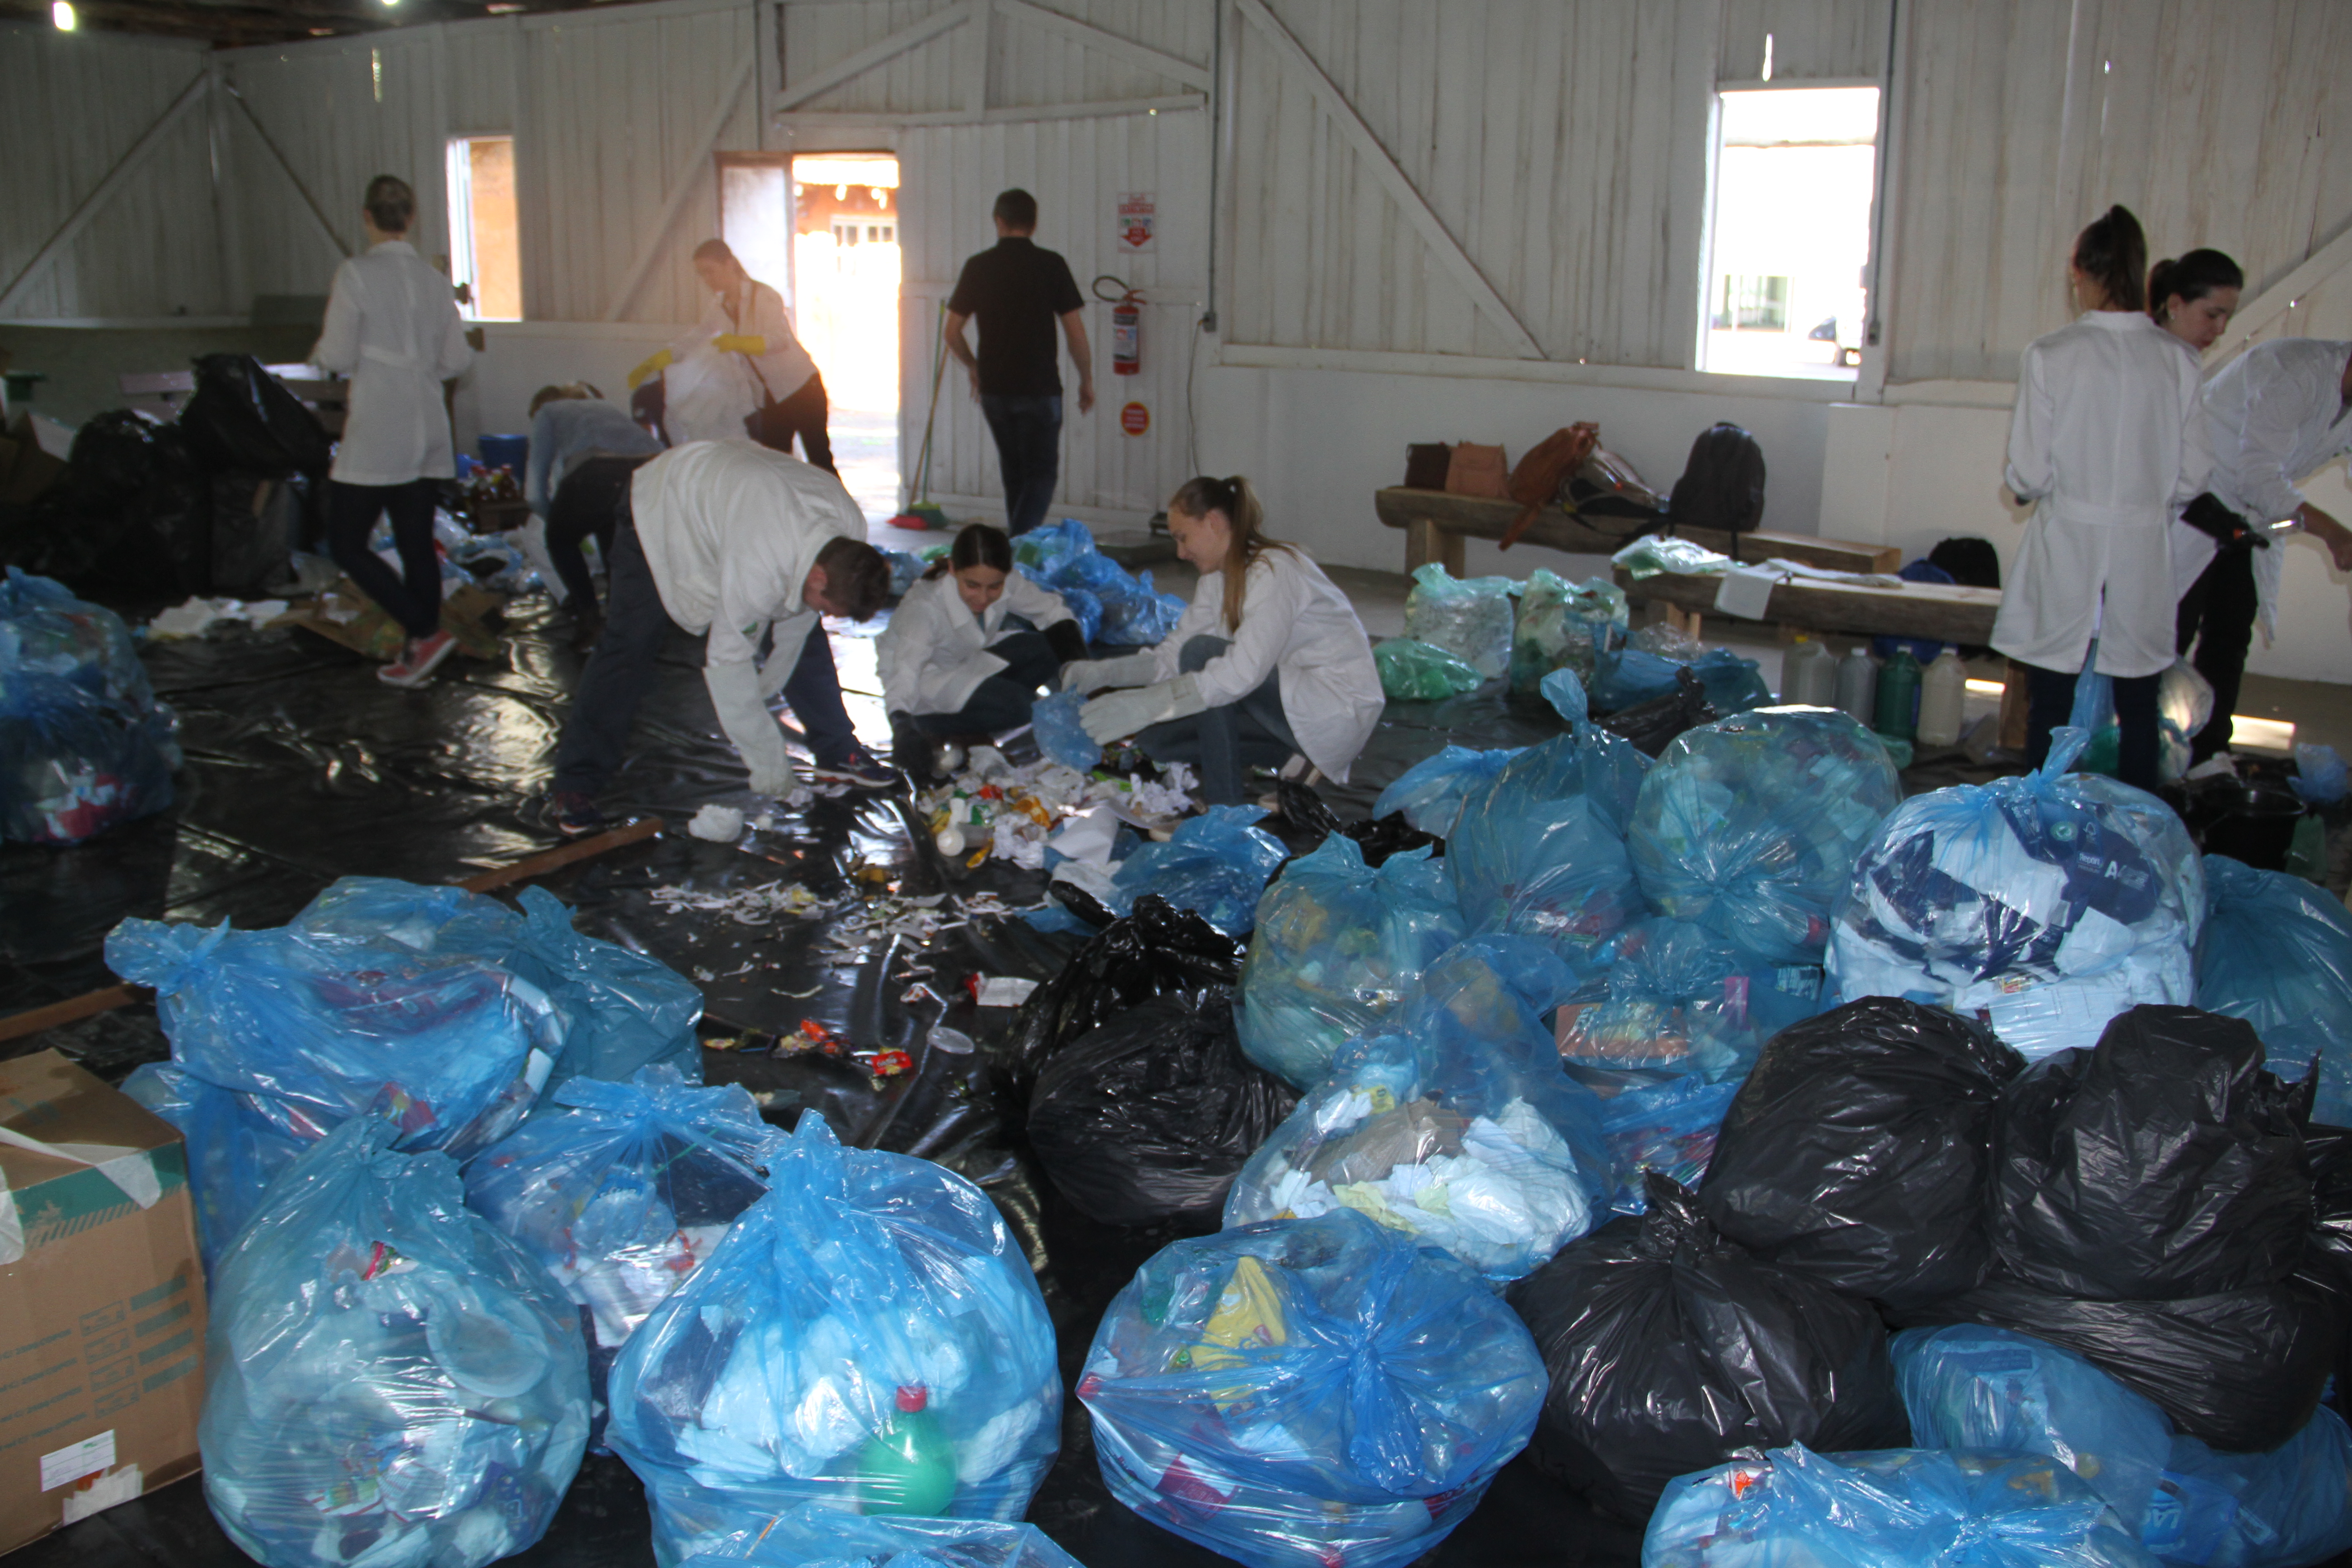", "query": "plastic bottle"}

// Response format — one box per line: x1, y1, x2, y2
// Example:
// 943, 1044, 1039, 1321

1916, 649, 1967, 747
1835, 647, 1878, 727
1783, 639, 1838, 706
857, 1384, 957, 1516
1875, 649, 1922, 741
